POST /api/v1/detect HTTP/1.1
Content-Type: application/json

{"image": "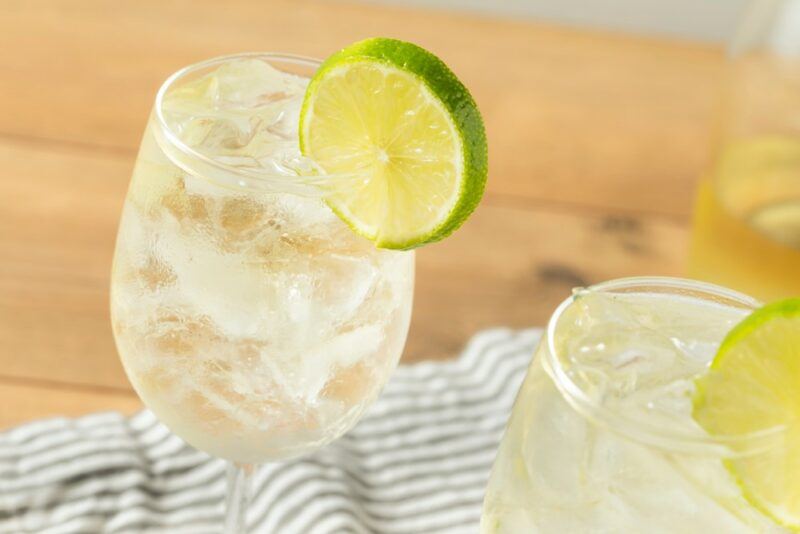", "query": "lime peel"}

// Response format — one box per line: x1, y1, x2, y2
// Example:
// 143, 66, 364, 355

693, 298, 800, 529
299, 37, 488, 250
